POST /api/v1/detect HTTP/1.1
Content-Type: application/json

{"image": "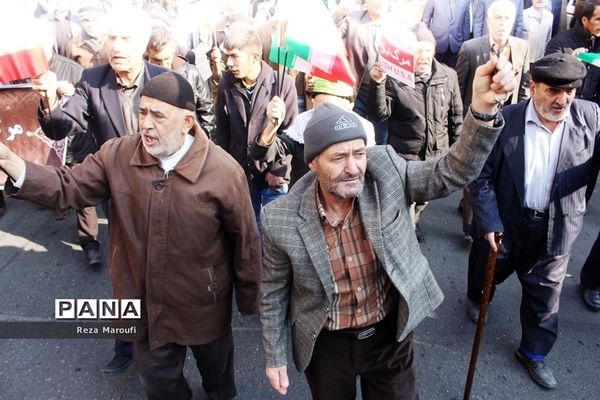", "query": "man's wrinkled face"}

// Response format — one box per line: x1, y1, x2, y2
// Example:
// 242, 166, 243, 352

487, 7, 515, 44
139, 97, 191, 159
146, 42, 176, 70
530, 81, 576, 124
224, 47, 259, 80
310, 139, 367, 200
79, 14, 106, 39
414, 41, 435, 76
105, 21, 148, 73
582, 7, 600, 37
